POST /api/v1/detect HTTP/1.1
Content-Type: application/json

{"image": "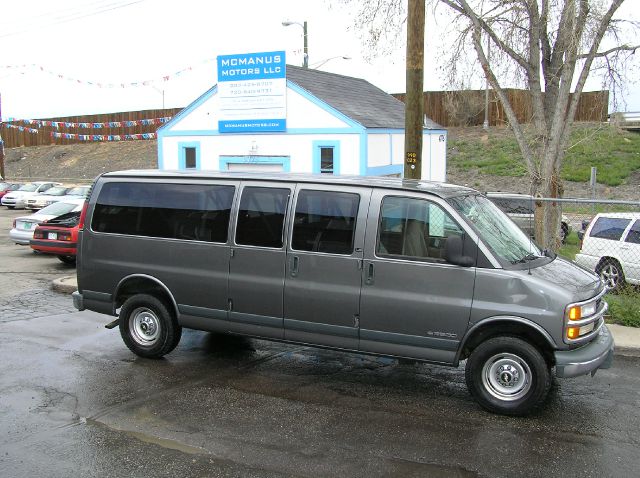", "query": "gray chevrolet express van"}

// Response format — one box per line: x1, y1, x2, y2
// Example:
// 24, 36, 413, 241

73, 171, 614, 415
